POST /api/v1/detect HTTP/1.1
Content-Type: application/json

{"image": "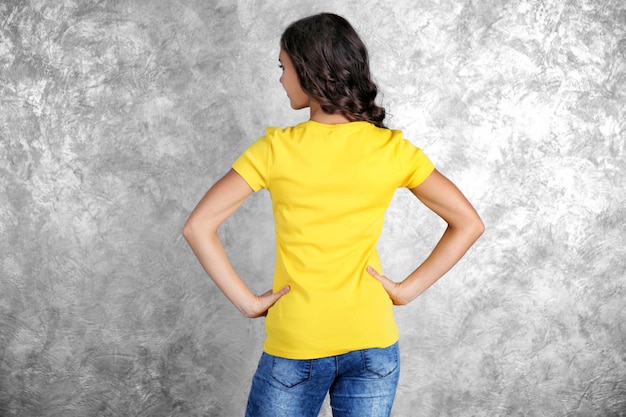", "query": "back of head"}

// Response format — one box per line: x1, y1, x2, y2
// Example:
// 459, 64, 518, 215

280, 13, 387, 128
